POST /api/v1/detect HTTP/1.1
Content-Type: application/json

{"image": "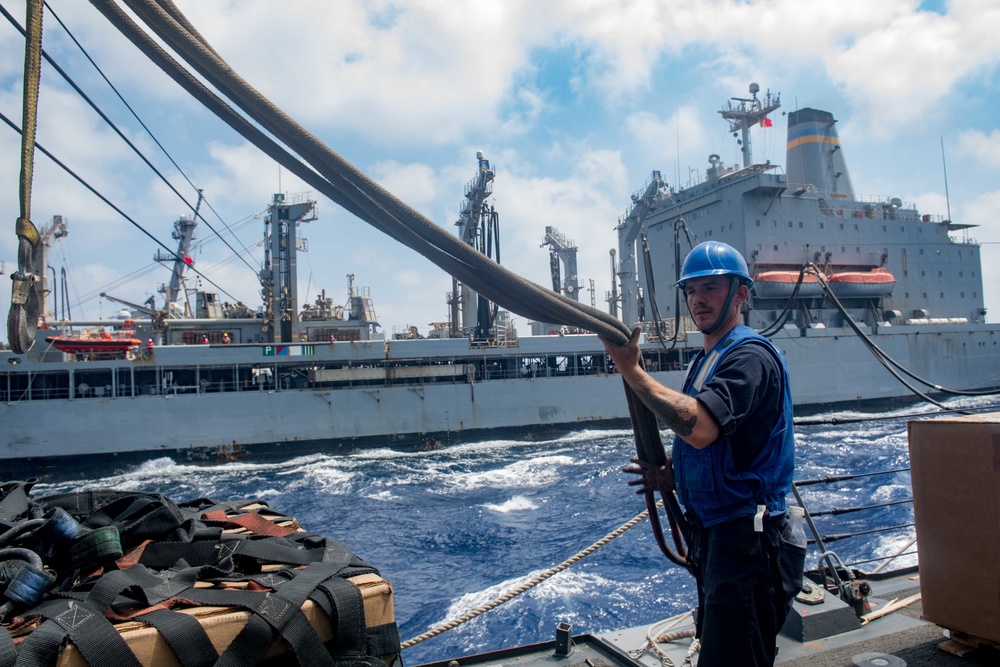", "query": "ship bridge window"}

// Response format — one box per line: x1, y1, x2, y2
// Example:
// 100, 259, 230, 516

841, 247, 845, 252
921, 271, 925, 277
839, 223, 844, 230
773, 245, 778, 251
959, 271, 964, 277
883, 226, 887, 231
854, 224, 859, 230
788, 221, 793, 228
819, 222, 825, 229
756, 220, 761, 227
962, 292, 965, 298
920, 249, 924, 254
799, 221, 804, 228
938, 271, 943, 277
